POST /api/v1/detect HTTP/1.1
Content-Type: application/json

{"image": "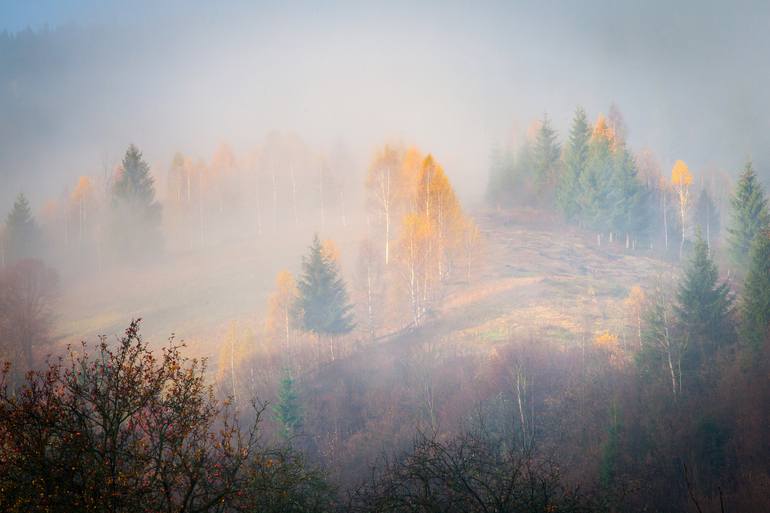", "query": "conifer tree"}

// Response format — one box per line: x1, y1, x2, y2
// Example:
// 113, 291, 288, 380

532, 114, 561, 201
110, 144, 163, 258
294, 235, 354, 351
693, 188, 720, 249
675, 232, 733, 360
608, 147, 648, 245
273, 369, 303, 441
4, 193, 41, 262
578, 120, 614, 234
727, 162, 769, 269
557, 107, 590, 220
740, 231, 770, 351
